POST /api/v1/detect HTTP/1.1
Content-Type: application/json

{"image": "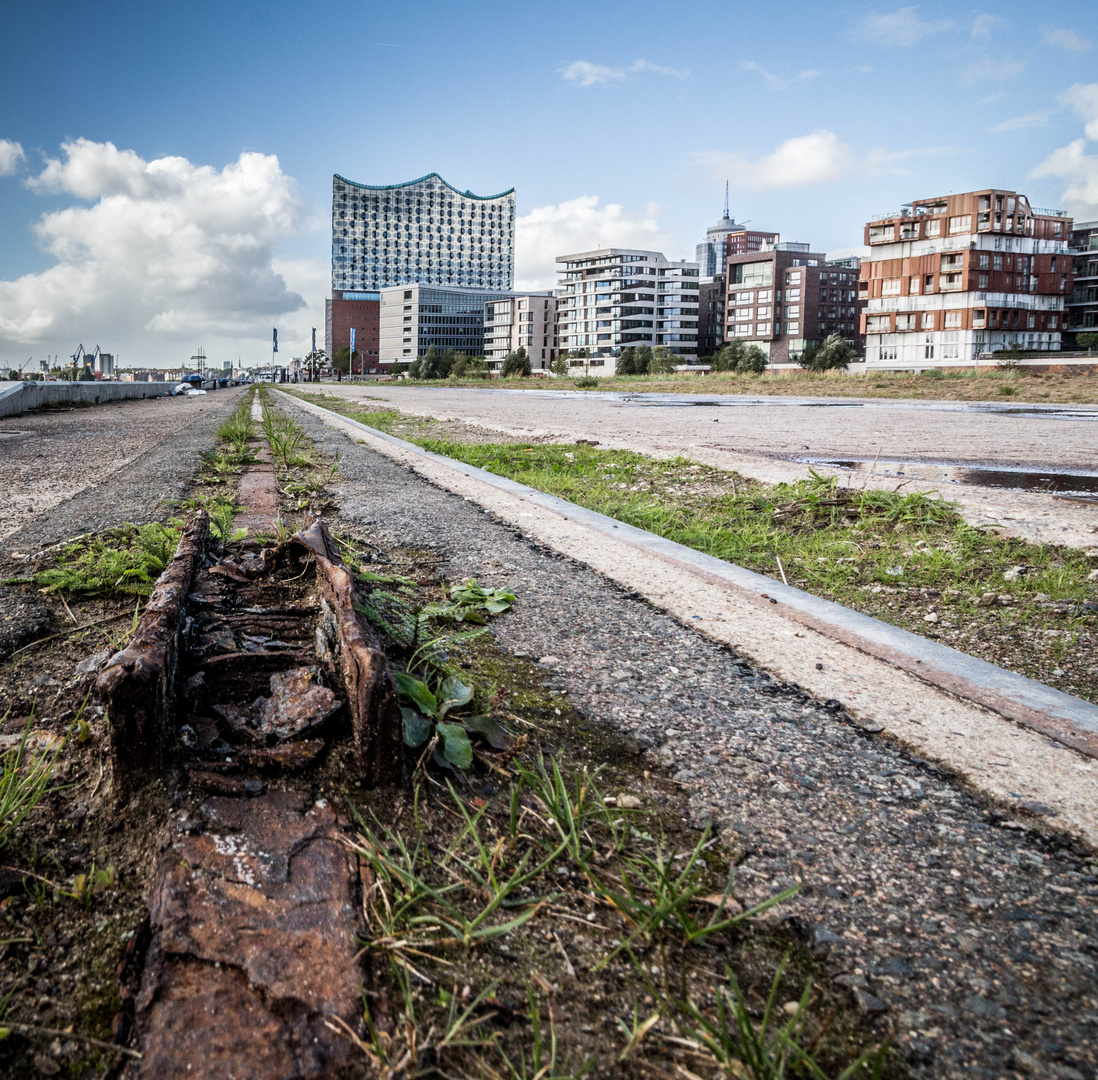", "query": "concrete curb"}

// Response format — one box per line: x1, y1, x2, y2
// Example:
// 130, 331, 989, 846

0, 381, 173, 418
281, 390, 1098, 759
